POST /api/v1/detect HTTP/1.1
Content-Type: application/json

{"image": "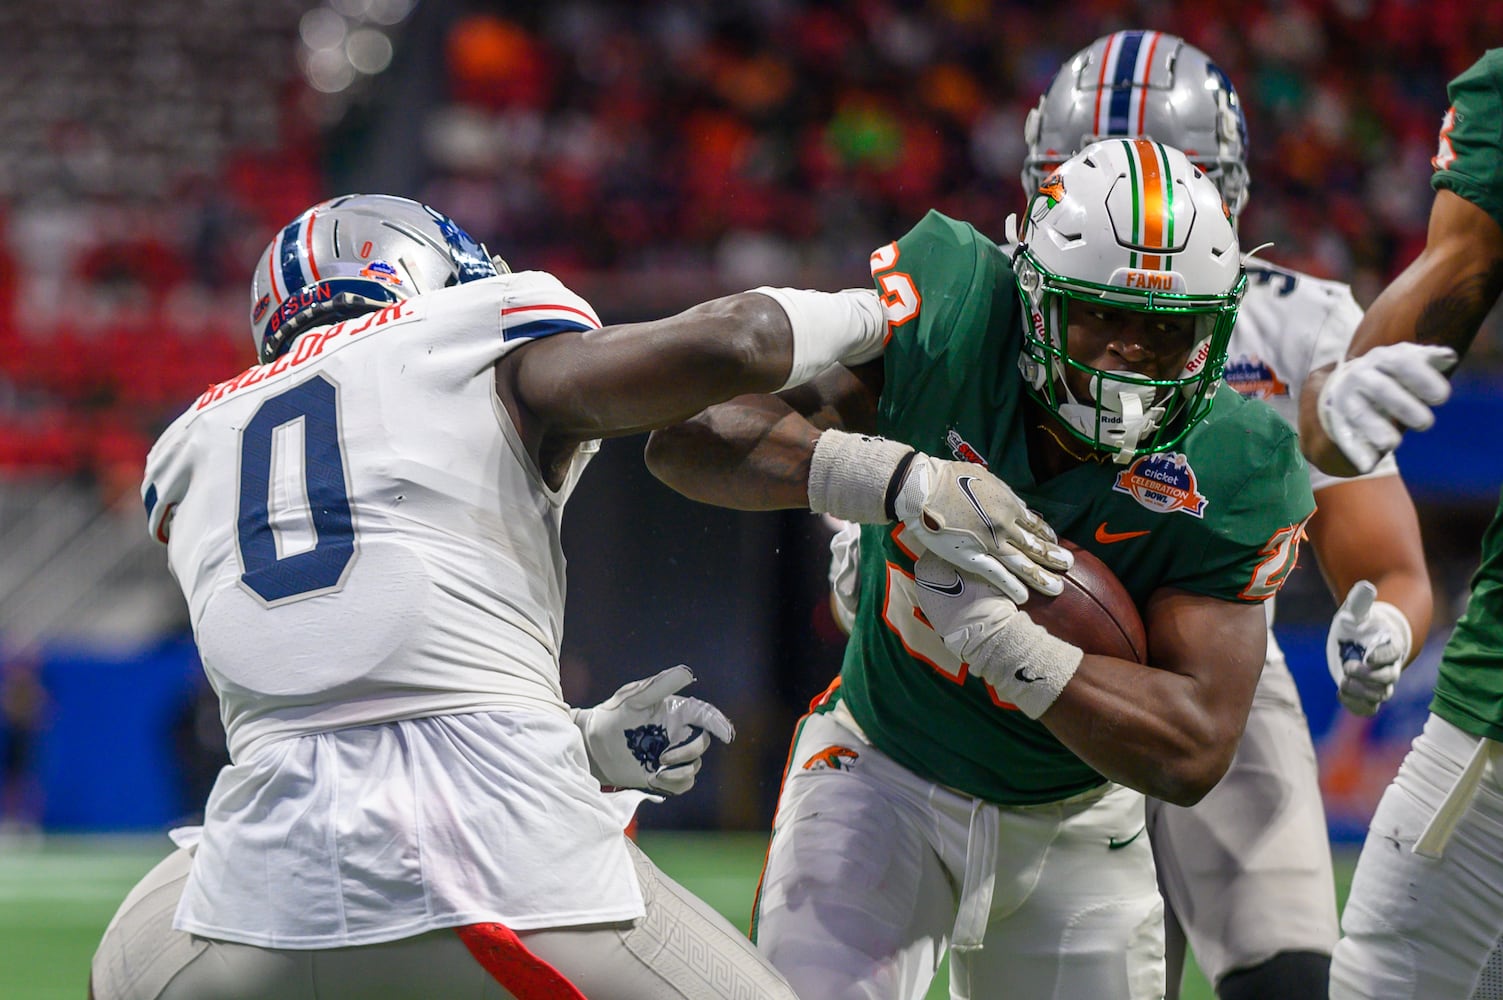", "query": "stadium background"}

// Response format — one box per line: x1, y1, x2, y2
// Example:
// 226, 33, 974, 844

0, 1, 1500, 997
